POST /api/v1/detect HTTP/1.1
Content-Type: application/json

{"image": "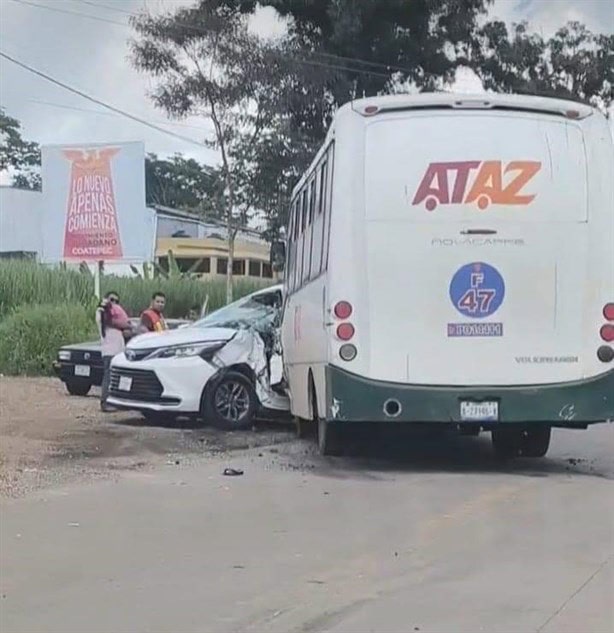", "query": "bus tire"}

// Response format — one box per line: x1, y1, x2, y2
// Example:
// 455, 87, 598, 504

521, 426, 551, 458
318, 418, 342, 456
491, 427, 522, 459
295, 416, 315, 439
